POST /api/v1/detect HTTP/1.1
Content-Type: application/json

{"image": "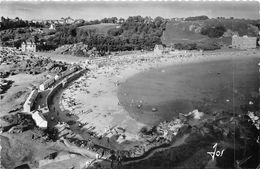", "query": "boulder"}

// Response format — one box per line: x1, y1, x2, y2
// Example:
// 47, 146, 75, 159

152, 107, 158, 112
